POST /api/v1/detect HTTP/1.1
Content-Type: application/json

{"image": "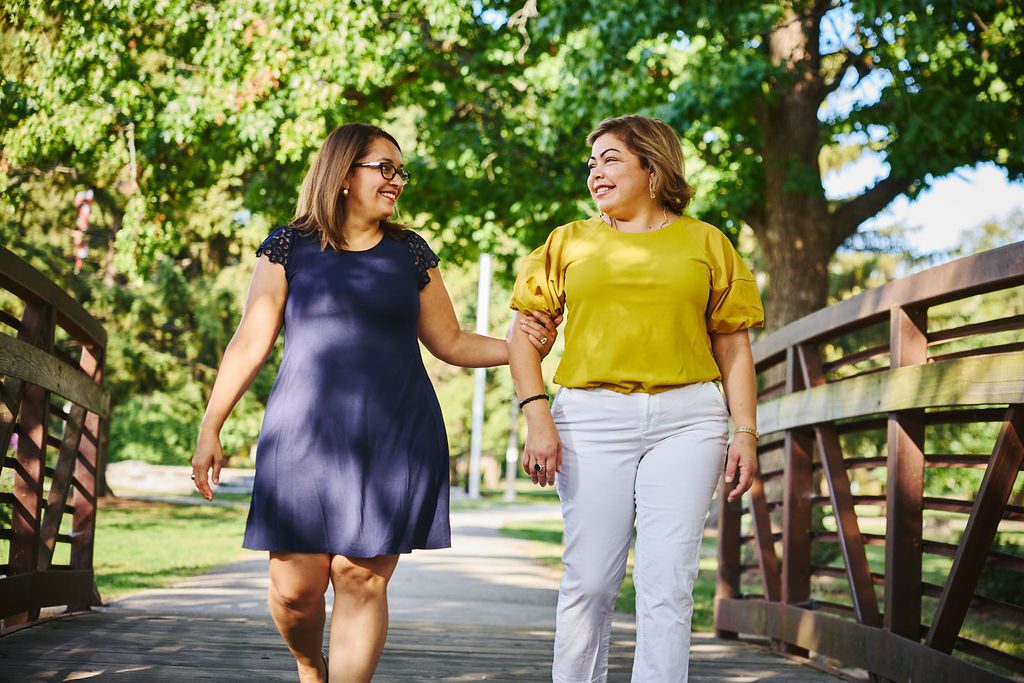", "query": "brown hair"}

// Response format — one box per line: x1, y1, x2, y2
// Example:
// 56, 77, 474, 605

587, 115, 694, 214
291, 123, 404, 250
